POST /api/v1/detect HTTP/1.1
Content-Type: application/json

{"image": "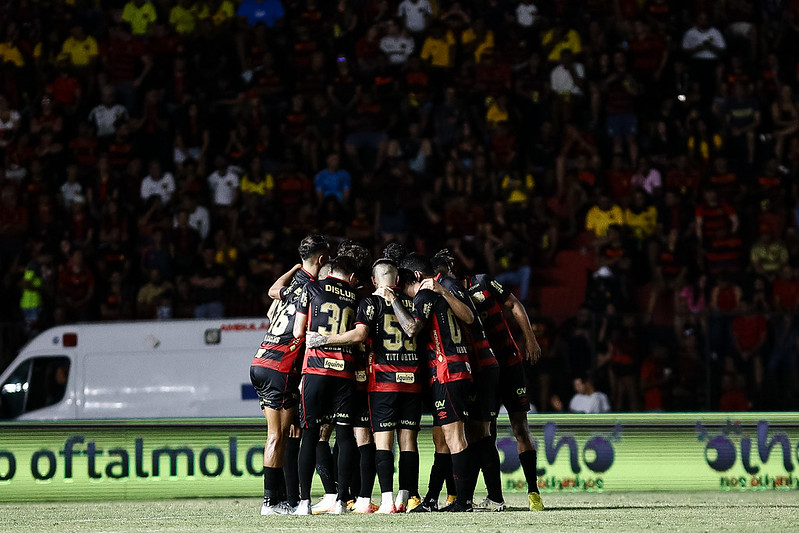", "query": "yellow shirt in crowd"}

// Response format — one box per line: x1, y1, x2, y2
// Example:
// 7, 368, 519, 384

585, 205, 624, 237
61, 36, 98, 67
122, 1, 158, 36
